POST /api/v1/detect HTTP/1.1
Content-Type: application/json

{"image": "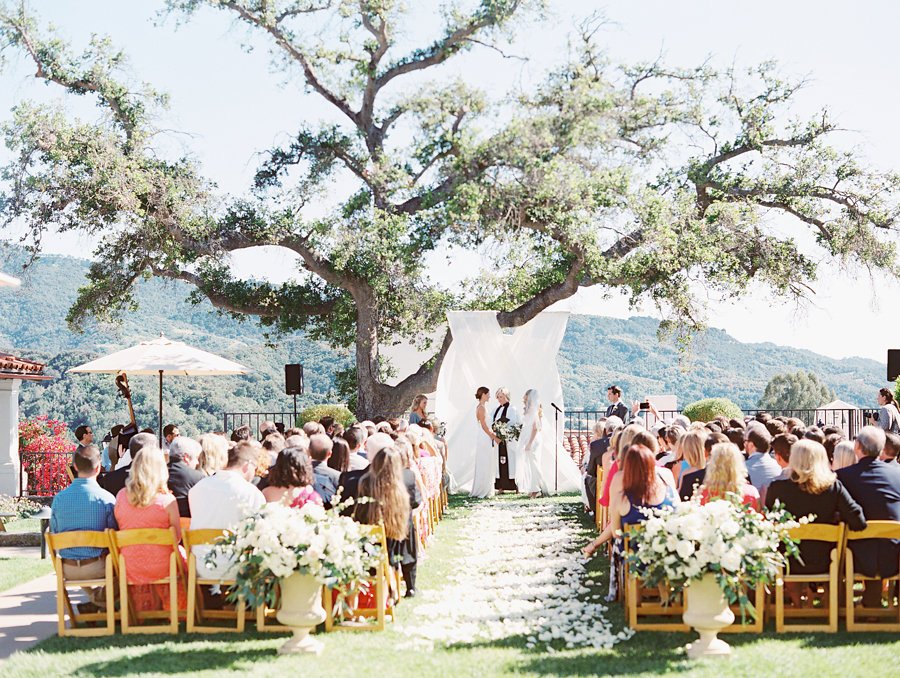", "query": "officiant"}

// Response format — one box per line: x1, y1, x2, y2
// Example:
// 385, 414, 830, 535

493, 387, 519, 492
